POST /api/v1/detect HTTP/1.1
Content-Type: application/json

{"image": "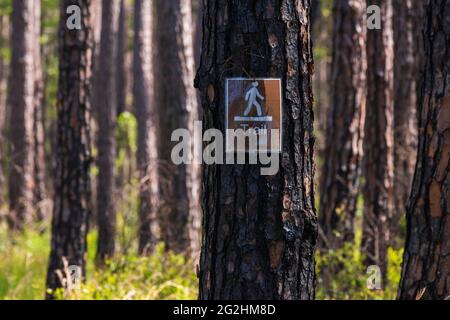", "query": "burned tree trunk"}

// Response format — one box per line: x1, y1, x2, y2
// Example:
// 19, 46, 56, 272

319, 0, 367, 248
398, 0, 450, 301
196, 0, 318, 300
7, 0, 36, 230
155, 0, 200, 259
46, 0, 93, 298
392, 0, 420, 244
96, 0, 120, 263
134, 0, 160, 255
